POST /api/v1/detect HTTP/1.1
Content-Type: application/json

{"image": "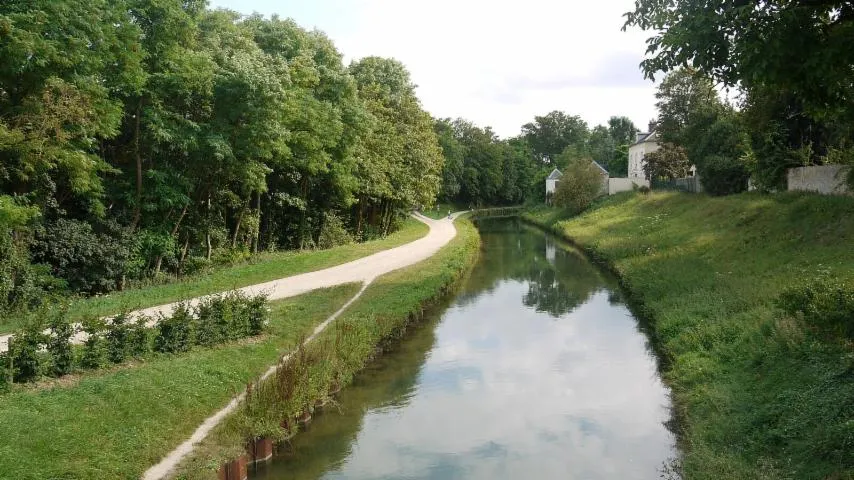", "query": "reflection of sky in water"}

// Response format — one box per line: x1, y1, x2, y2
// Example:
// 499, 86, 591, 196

254, 221, 675, 480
